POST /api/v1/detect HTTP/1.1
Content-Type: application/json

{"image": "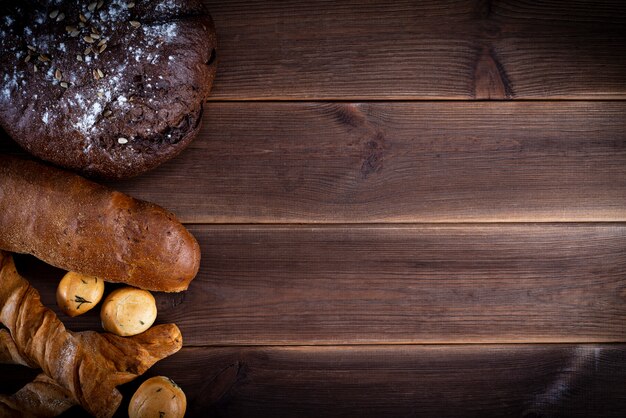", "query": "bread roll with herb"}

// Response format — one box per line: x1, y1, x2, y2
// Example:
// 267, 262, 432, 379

129, 376, 187, 418
0, 155, 200, 292
0, 251, 182, 418
57, 272, 105, 317
101, 287, 157, 336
